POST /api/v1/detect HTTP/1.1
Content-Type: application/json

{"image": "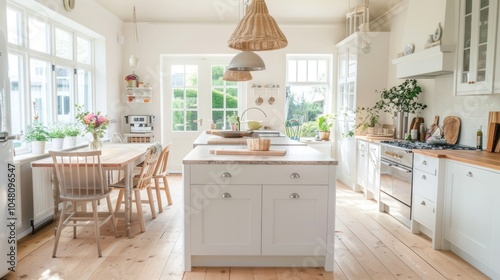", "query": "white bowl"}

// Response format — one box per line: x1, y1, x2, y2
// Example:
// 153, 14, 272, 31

244, 120, 263, 130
